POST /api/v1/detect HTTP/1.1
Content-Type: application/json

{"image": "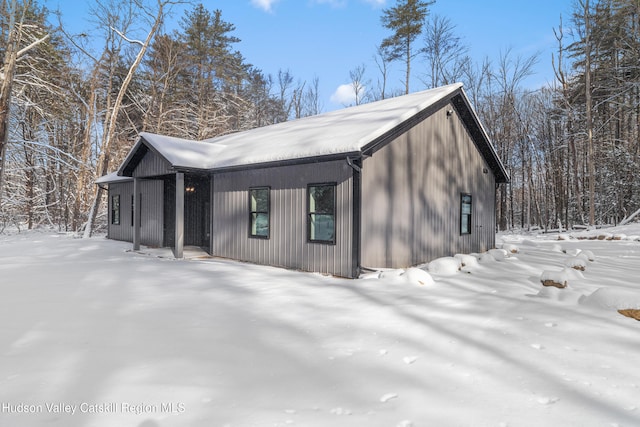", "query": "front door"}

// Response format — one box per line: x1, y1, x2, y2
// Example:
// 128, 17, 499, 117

184, 175, 211, 250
